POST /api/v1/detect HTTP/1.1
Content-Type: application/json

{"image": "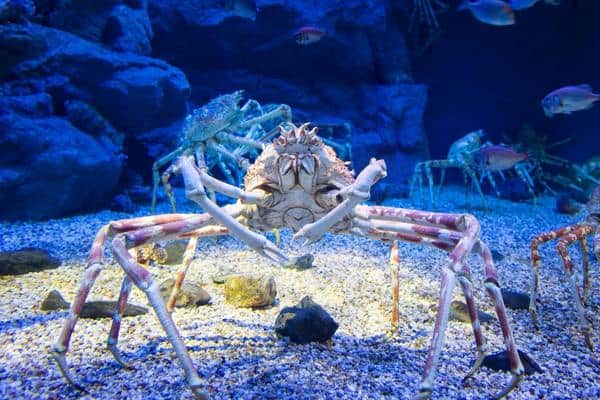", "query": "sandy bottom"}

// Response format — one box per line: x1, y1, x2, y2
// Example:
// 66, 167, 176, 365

0, 186, 598, 399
